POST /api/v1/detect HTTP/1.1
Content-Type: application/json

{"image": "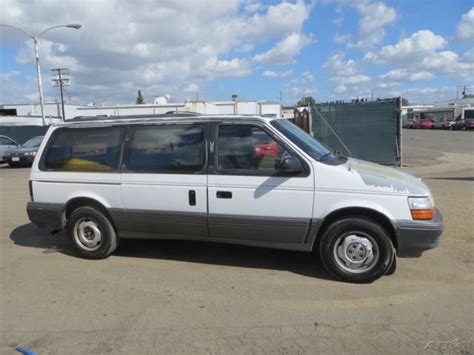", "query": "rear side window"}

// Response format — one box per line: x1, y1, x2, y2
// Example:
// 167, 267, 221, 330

125, 124, 205, 173
43, 127, 124, 172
